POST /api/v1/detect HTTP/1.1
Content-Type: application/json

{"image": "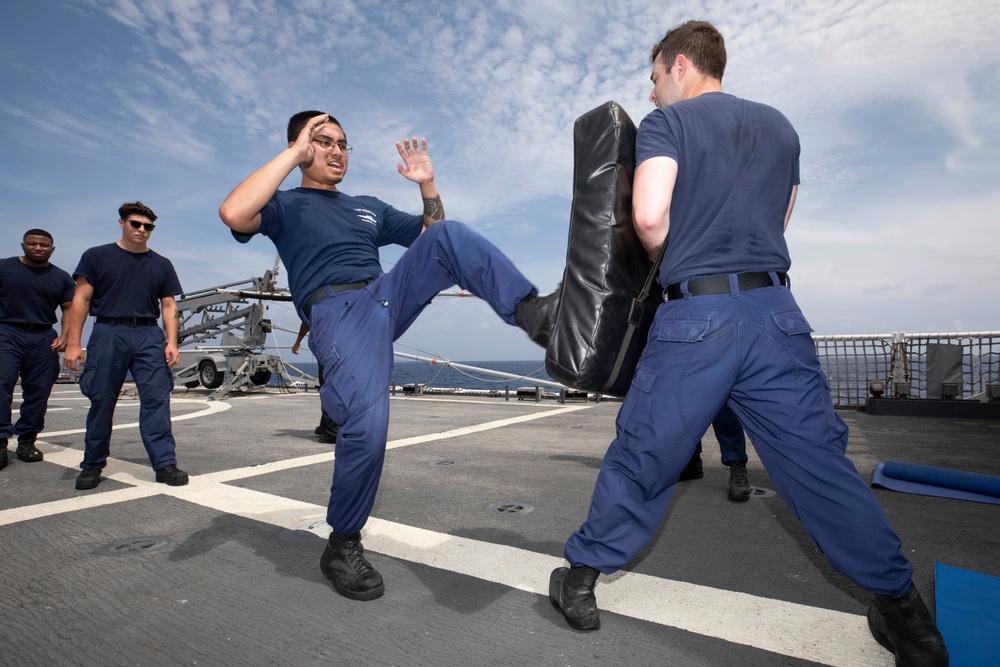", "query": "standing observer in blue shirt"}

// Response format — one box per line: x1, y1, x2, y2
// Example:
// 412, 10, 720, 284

548, 21, 948, 667
0, 229, 75, 469
63, 201, 190, 491
219, 111, 556, 602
